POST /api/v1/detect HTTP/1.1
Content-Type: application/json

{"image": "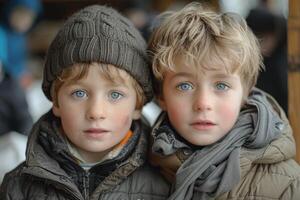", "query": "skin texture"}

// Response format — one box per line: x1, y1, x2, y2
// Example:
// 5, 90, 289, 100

159, 57, 244, 146
53, 64, 141, 163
